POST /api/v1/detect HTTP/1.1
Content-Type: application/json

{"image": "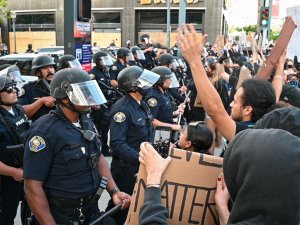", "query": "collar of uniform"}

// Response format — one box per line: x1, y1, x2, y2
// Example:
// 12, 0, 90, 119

126, 94, 143, 110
